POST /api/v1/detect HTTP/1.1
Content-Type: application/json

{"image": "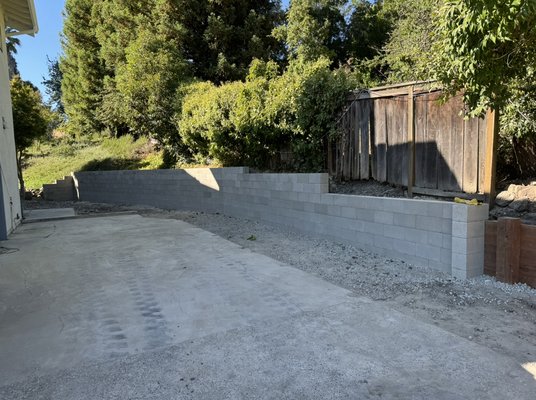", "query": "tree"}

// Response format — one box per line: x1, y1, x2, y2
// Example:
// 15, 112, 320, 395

435, 0, 536, 116
10, 76, 49, 196
60, 0, 284, 141
347, 0, 392, 62
42, 57, 65, 115
60, 0, 105, 136
379, 0, 441, 82
175, 0, 285, 82
274, 0, 348, 64
5, 28, 20, 78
